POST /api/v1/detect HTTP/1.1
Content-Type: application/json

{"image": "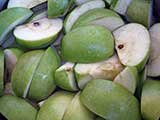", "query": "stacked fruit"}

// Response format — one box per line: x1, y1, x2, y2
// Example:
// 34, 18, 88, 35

0, 0, 160, 120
